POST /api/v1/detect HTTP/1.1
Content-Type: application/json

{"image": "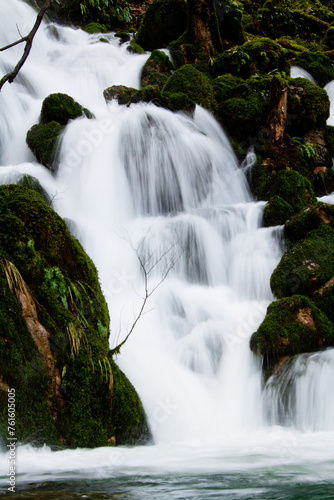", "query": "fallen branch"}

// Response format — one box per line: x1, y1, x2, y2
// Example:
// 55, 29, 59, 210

0, 0, 53, 91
